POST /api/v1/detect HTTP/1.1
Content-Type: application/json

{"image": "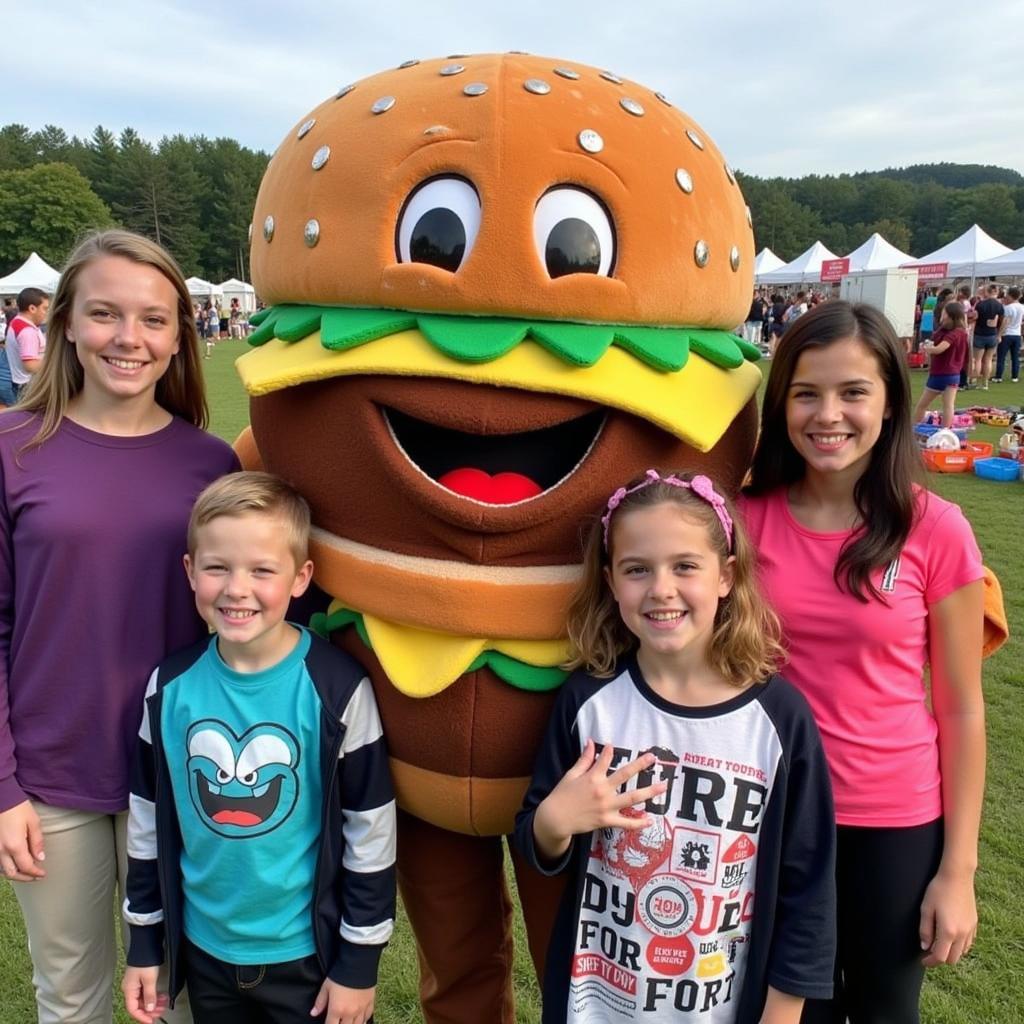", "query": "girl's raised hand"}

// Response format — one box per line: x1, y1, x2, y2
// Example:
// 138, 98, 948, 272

532, 739, 667, 863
